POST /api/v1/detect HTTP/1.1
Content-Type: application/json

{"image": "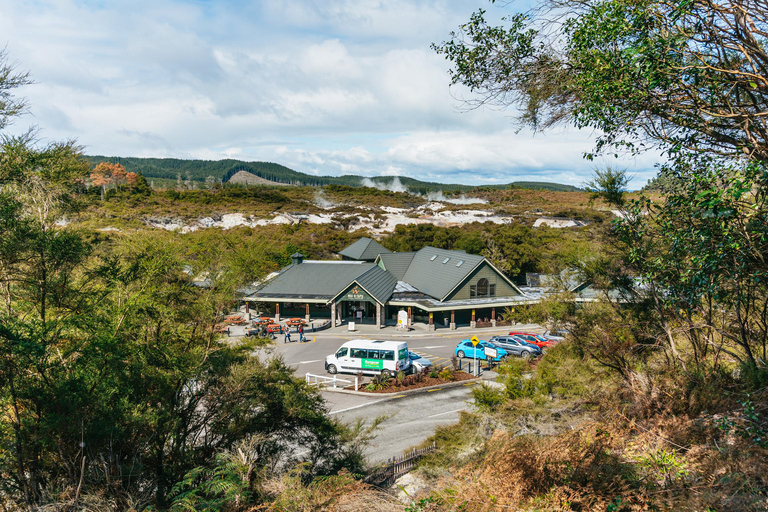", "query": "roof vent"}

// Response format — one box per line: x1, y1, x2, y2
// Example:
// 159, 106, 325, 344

291, 252, 305, 265
442, 257, 450, 264
430, 255, 437, 261
456, 260, 464, 267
